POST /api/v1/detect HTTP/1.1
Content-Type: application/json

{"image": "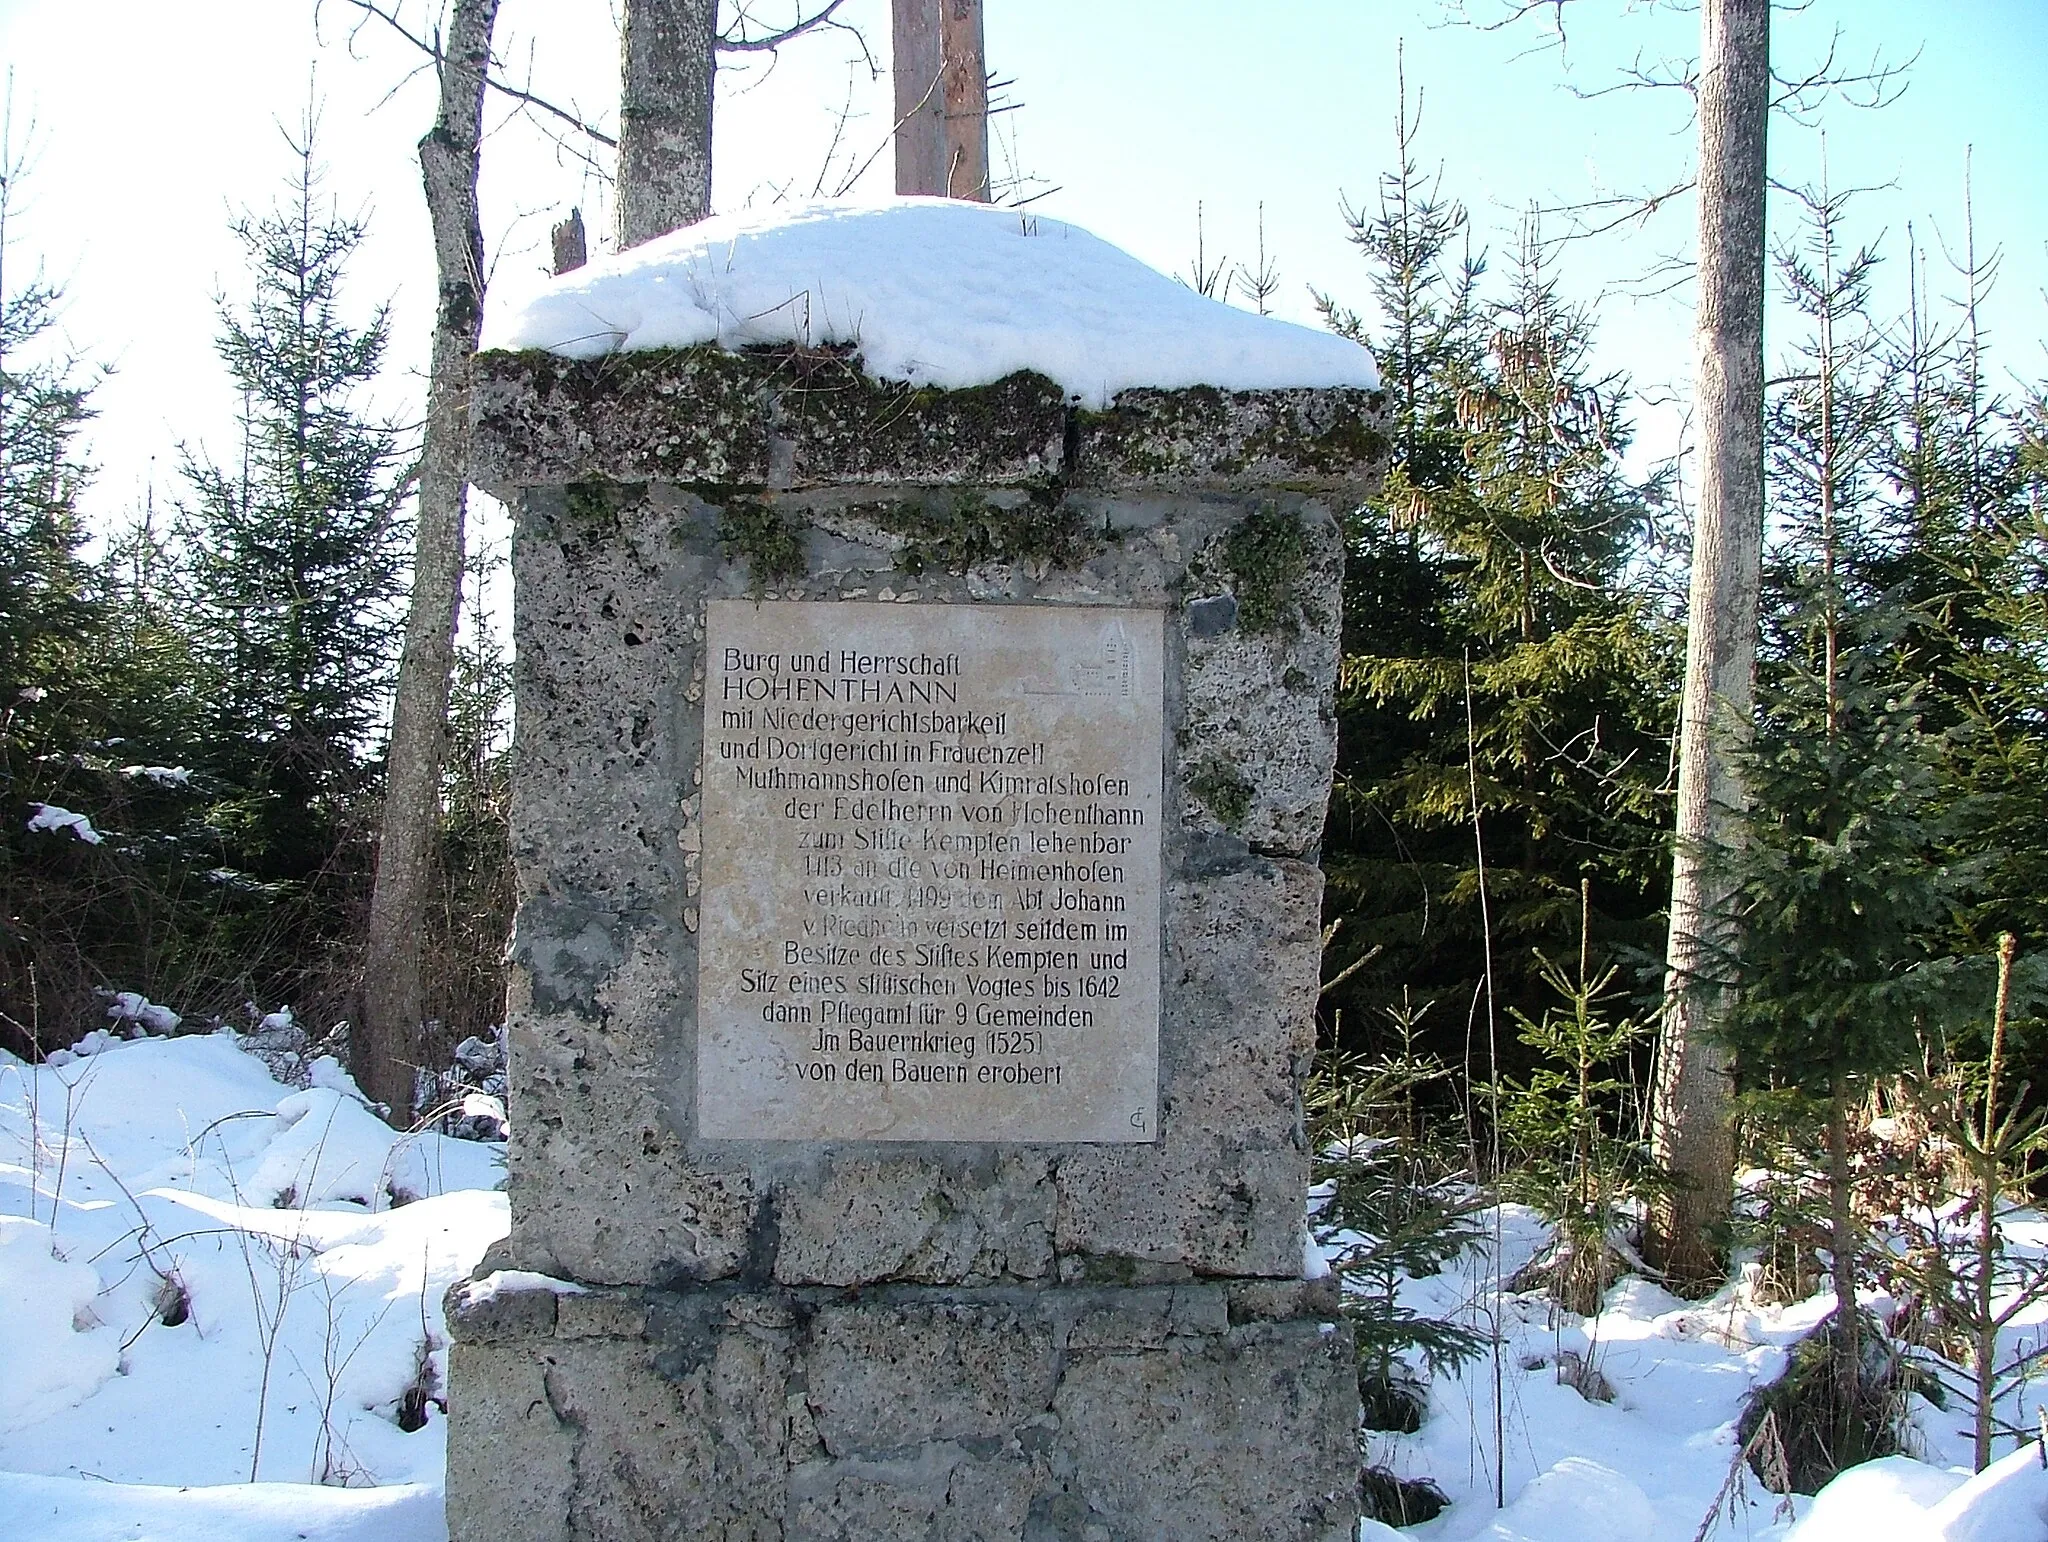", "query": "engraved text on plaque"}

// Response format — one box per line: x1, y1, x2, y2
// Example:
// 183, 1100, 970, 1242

696, 600, 1164, 1142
